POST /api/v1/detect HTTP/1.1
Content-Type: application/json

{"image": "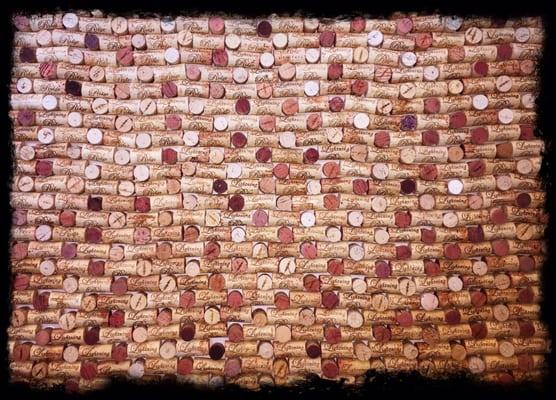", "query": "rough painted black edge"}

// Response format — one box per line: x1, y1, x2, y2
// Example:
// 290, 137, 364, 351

1, 1, 554, 399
